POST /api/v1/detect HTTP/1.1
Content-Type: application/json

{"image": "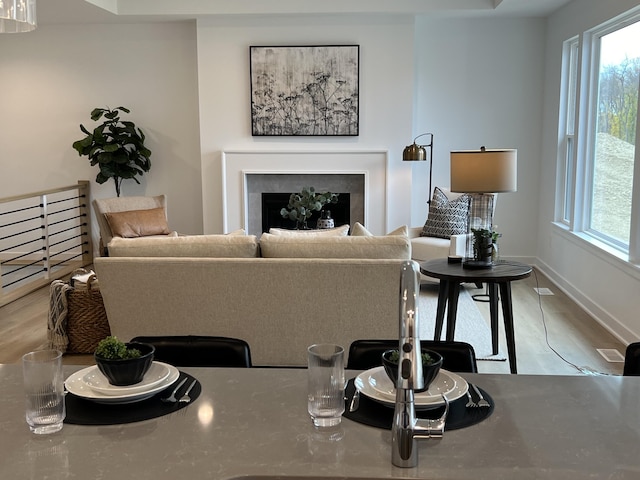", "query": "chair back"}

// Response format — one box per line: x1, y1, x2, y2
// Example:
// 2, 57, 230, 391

623, 342, 640, 376
130, 335, 252, 368
347, 339, 477, 373
93, 195, 168, 254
